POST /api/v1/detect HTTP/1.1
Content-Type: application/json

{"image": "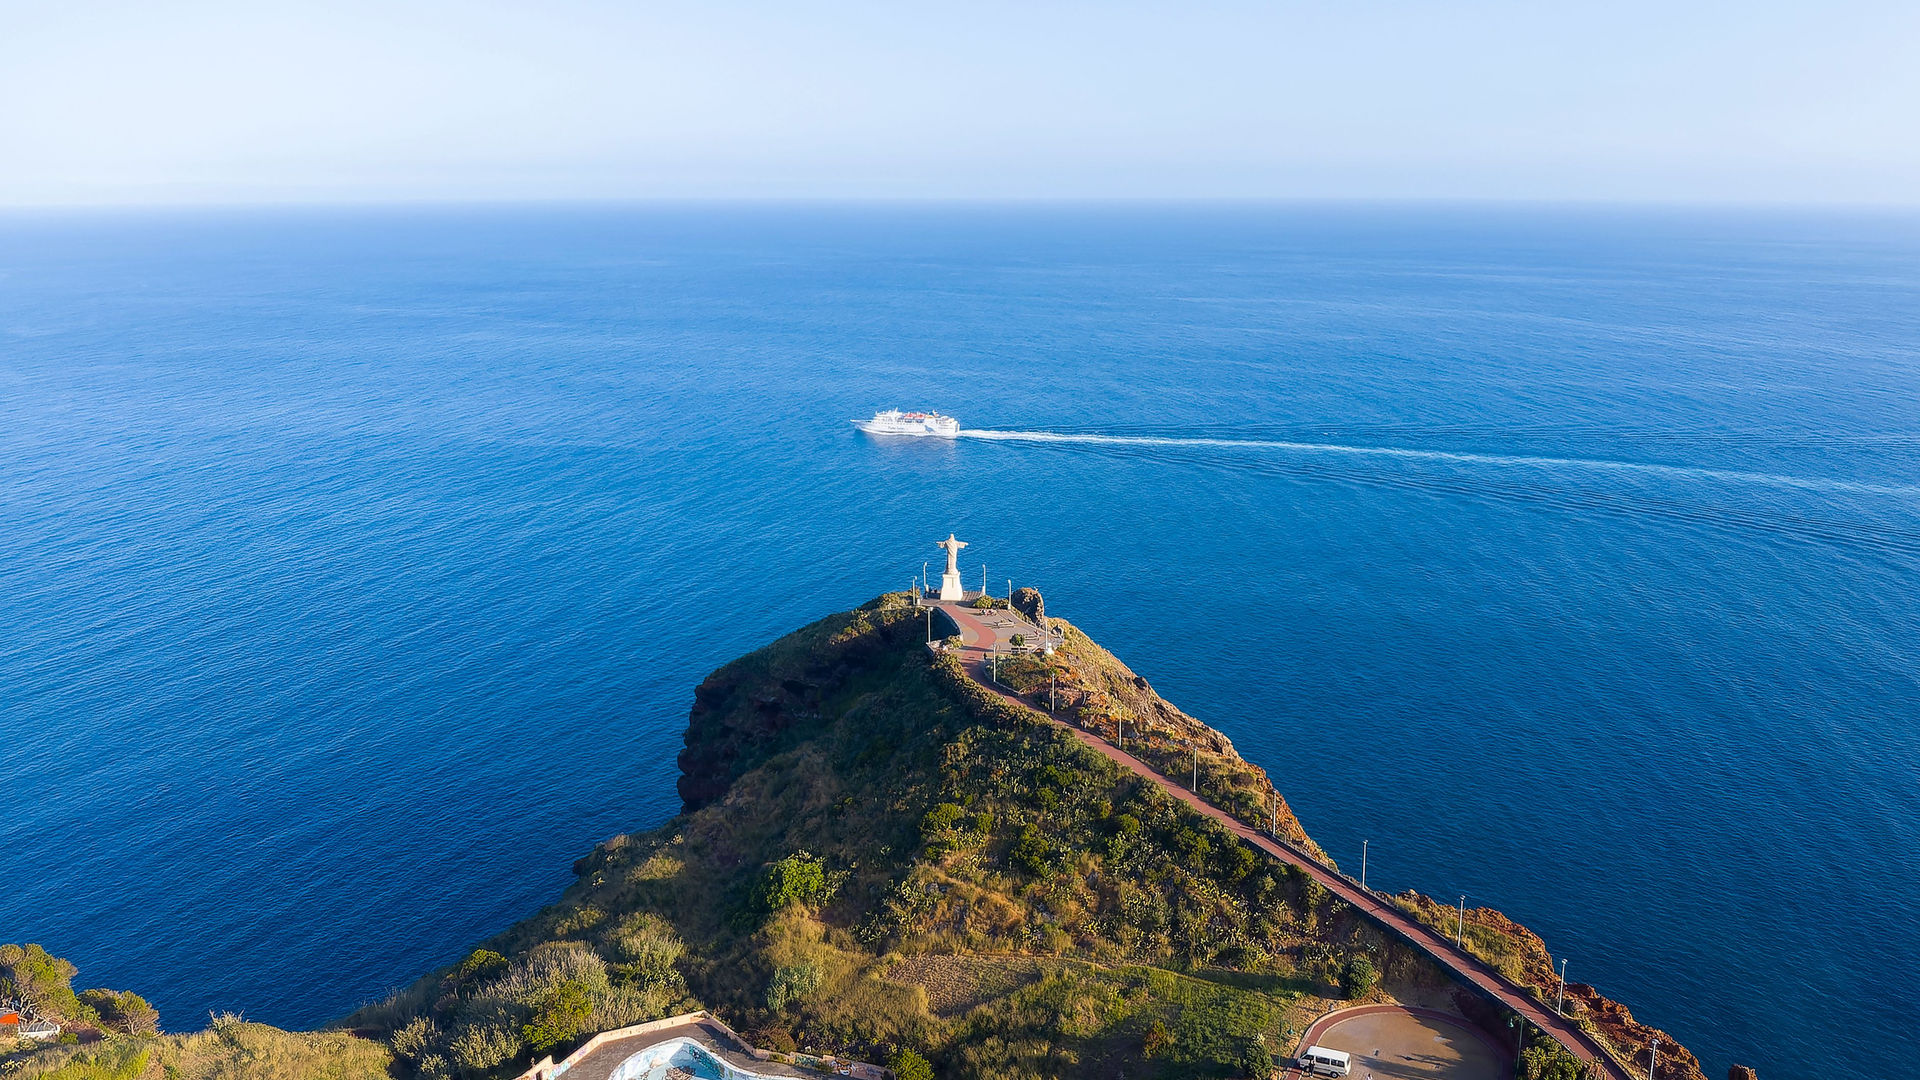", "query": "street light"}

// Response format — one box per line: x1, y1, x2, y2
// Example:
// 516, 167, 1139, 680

1646, 1037, 1660, 1080
1361, 840, 1369, 891
1556, 958, 1568, 1016
1456, 895, 1466, 948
